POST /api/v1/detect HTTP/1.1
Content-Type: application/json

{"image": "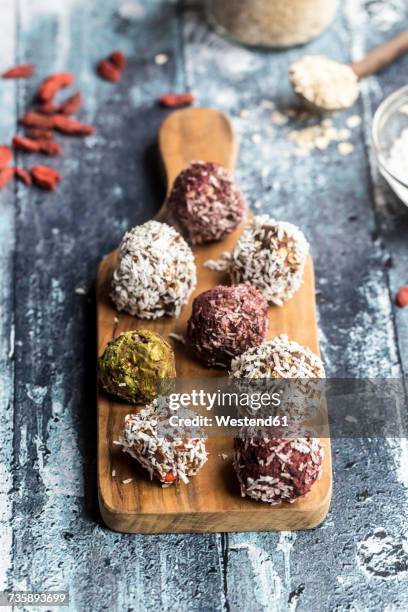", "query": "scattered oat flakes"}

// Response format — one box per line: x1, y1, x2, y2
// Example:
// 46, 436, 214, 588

345, 415, 358, 423
75, 287, 86, 295
121, 478, 133, 484
220, 453, 229, 461
253, 200, 262, 209
240, 109, 250, 118
400, 104, 408, 116
111, 469, 116, 477
338, 142, 354, 156
155, 53, 168, 65
252, 133, 262, 144
346, 115, 362, 129
271, 110, 288, 126
261, 100, 275, 109
114, 316, 119, 324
